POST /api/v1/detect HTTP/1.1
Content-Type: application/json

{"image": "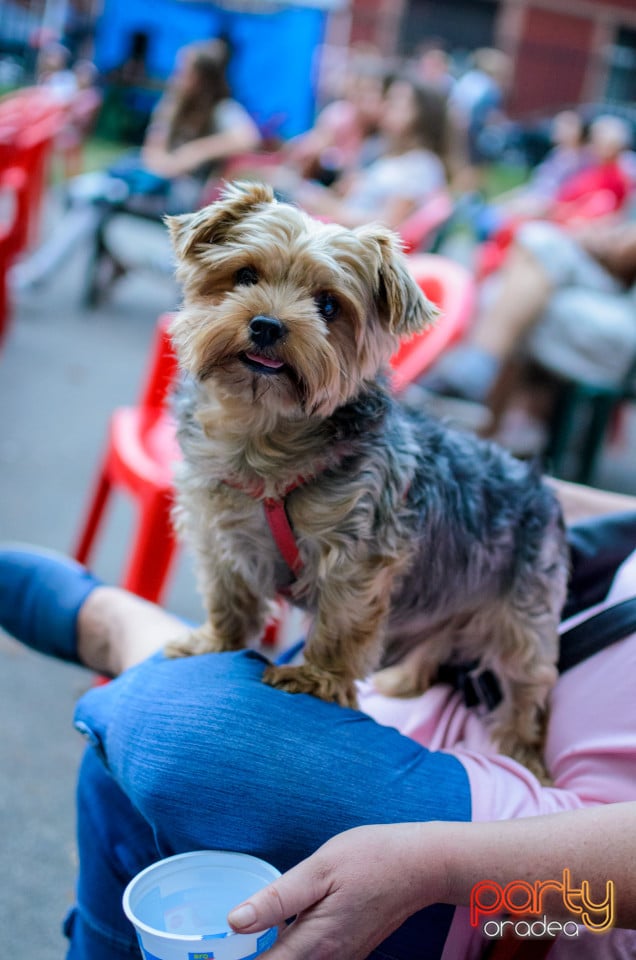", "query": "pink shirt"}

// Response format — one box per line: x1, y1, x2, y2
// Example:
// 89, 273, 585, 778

357, 549, 636, 958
